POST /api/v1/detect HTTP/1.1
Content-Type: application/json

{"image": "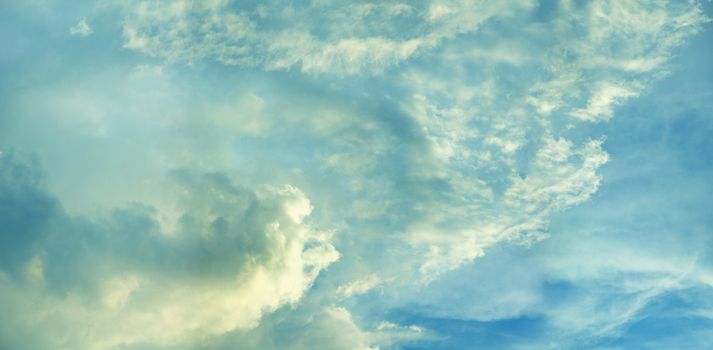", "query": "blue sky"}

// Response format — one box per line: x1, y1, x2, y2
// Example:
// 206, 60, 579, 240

1, 1, 712, 349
